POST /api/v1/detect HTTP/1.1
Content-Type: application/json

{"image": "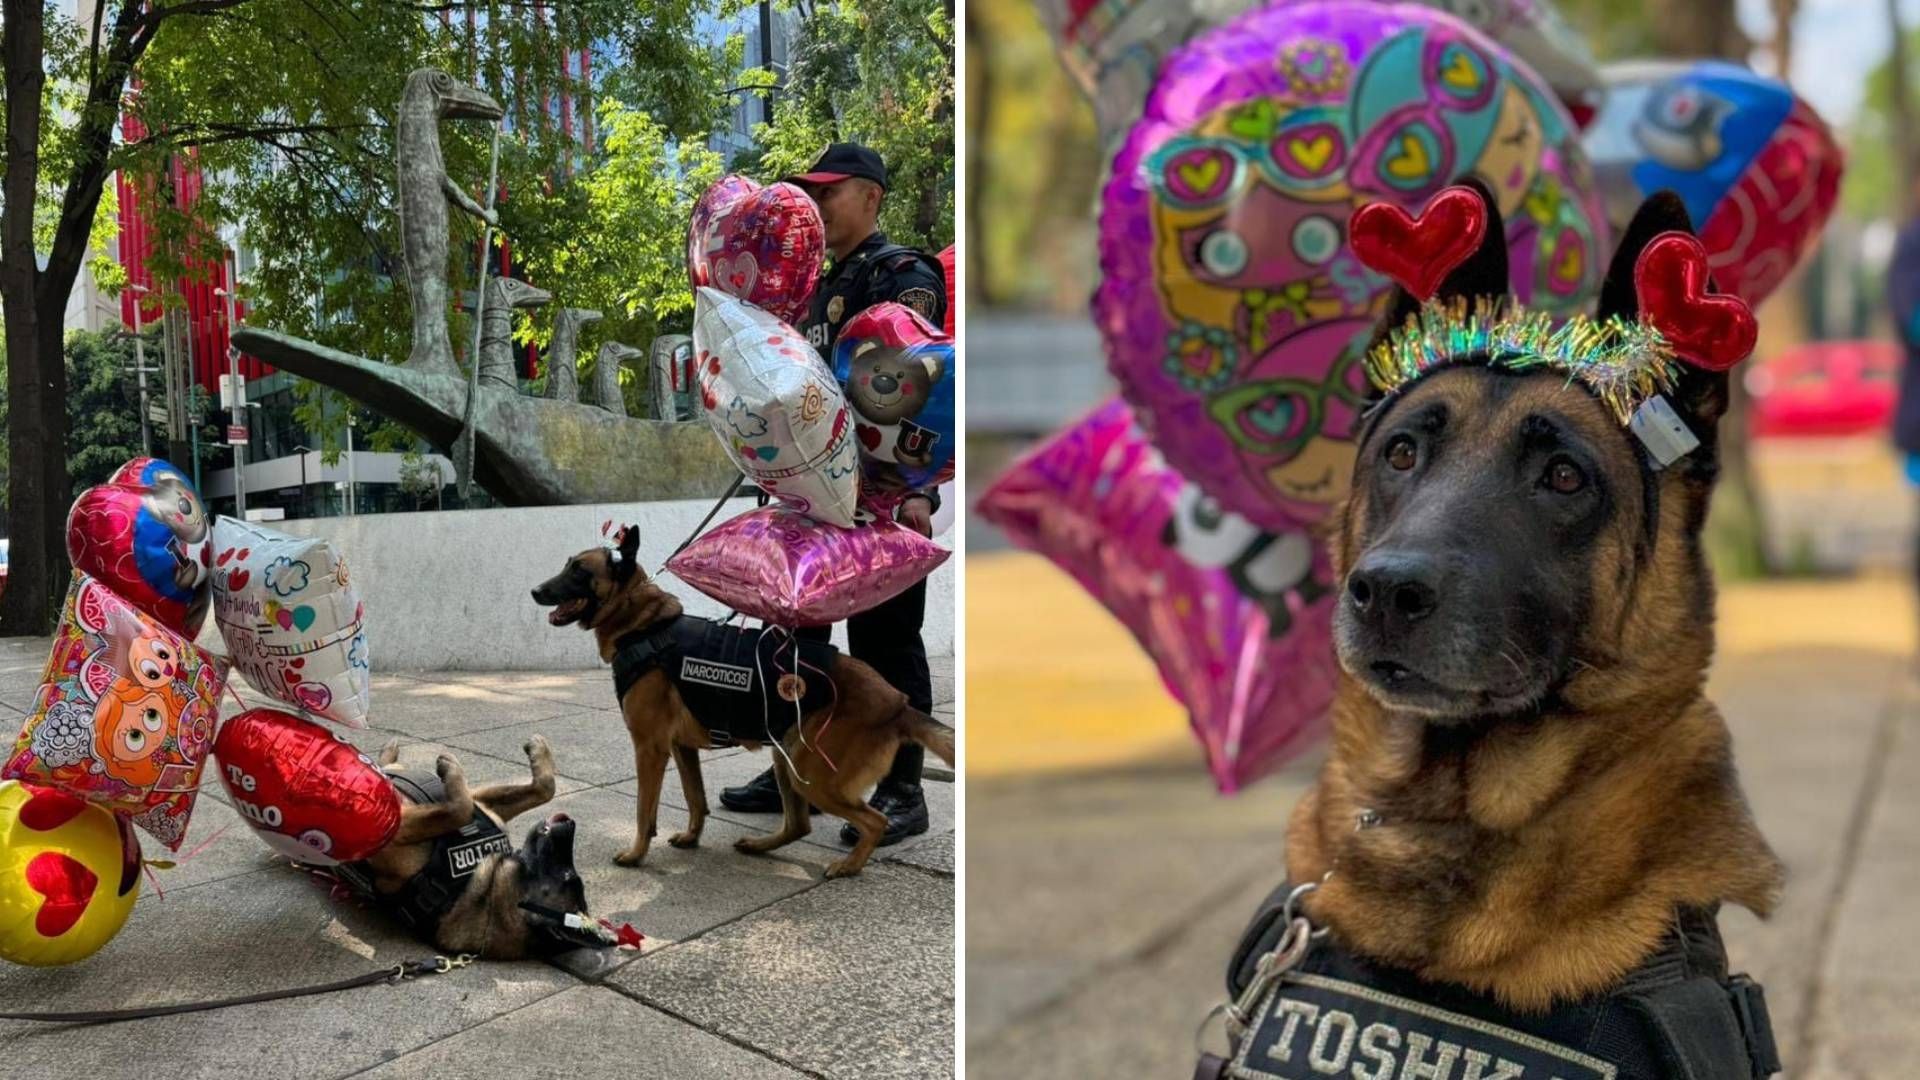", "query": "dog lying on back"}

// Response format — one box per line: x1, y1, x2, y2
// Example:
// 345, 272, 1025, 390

1285, 181, 1782, 1012
333, 736, 594, 960
532, 526, 955, 878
